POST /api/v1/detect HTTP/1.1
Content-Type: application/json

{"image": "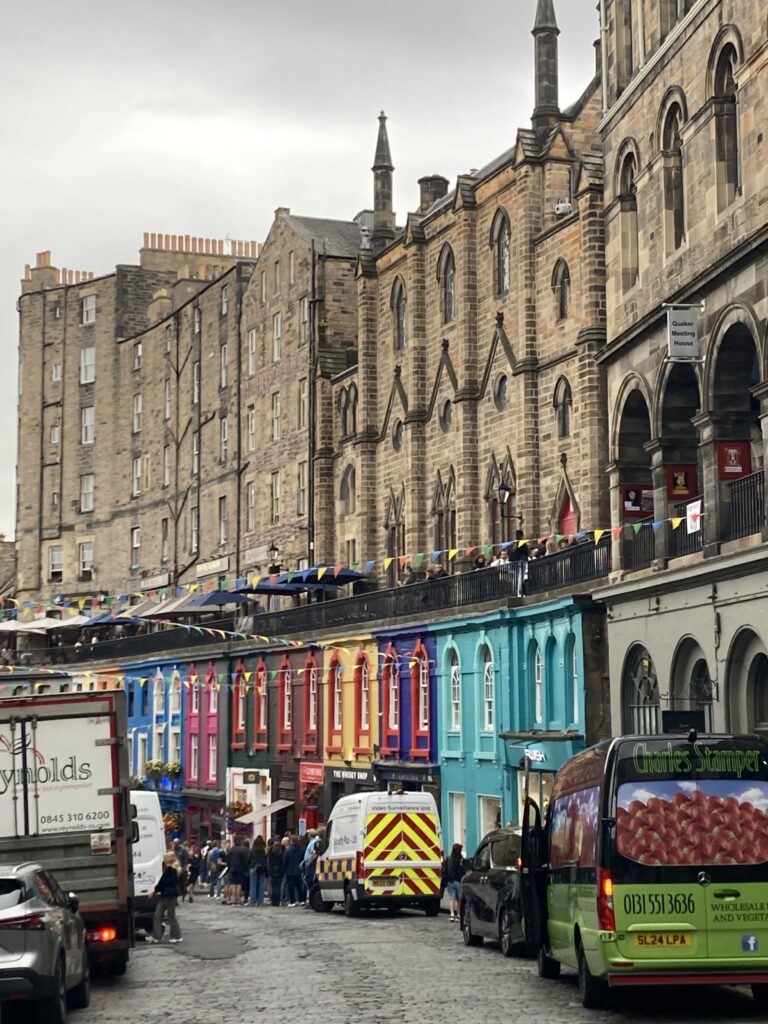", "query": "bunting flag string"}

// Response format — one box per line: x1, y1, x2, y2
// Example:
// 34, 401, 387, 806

0, 510, 707, 624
